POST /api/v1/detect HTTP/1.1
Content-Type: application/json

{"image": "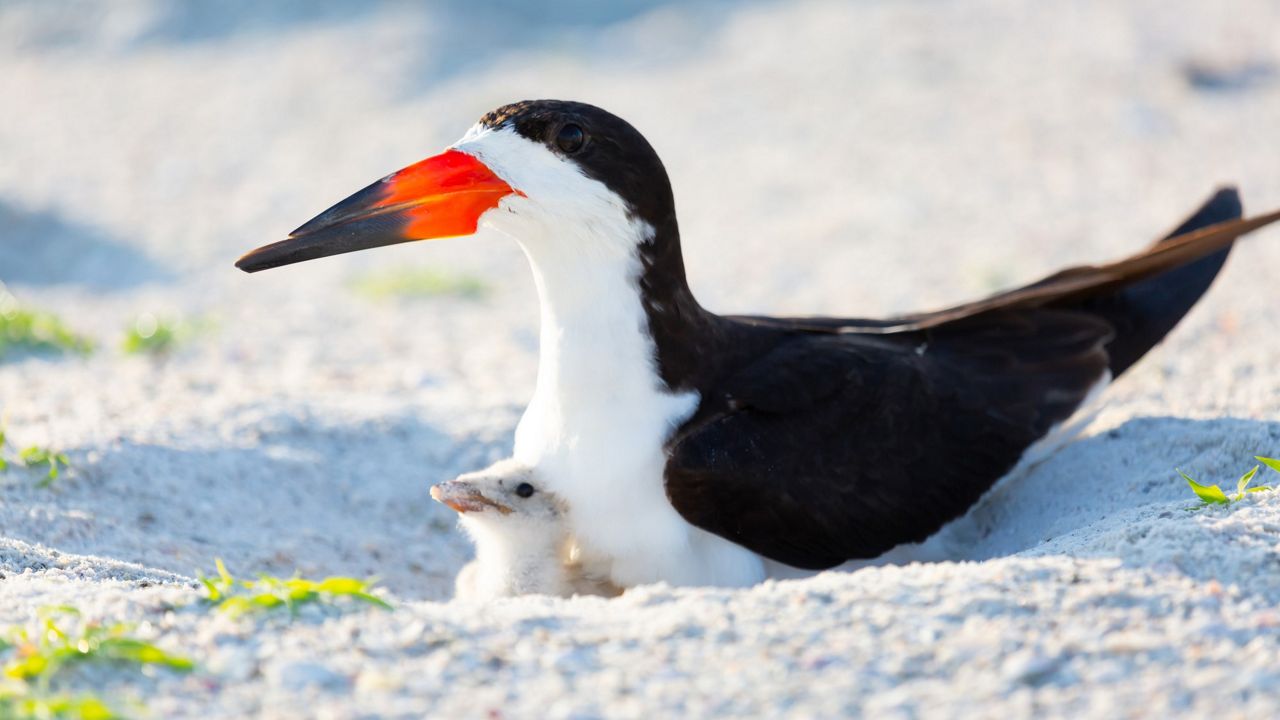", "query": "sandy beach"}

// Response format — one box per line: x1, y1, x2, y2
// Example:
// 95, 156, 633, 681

2, 0, 1280, 716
